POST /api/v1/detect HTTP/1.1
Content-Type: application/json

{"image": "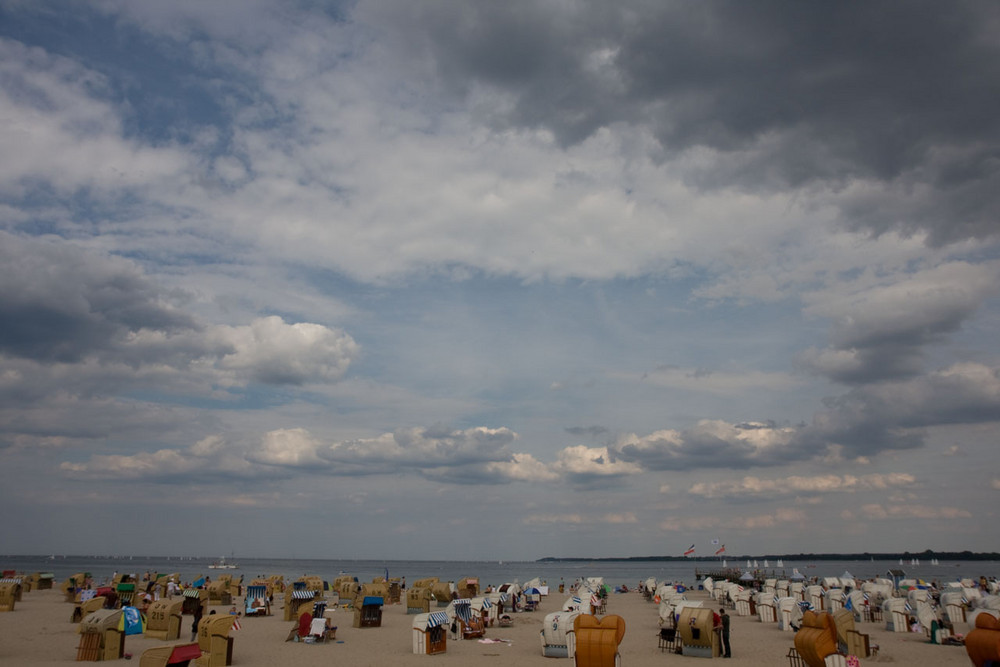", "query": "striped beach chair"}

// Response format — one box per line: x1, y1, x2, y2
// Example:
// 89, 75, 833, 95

451, 598, 485, 639
244, 584, 270, 616
412, 611, 449, 654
